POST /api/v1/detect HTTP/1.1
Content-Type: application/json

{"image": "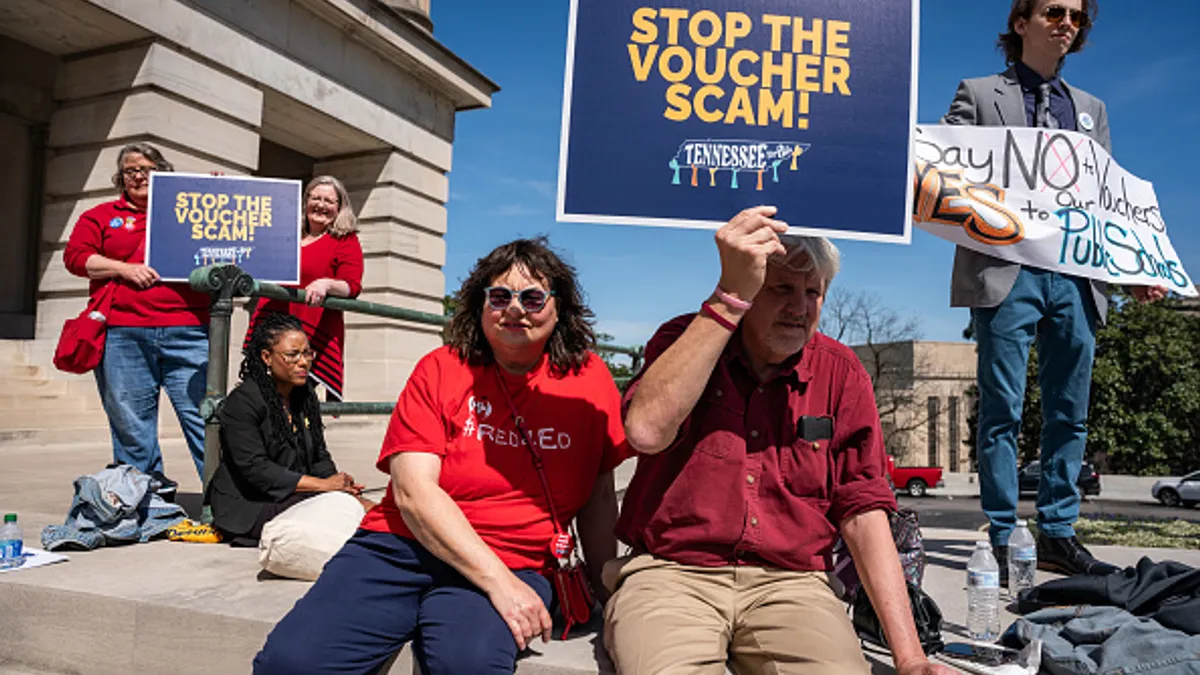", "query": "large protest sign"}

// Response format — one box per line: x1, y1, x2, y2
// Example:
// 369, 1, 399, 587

557, 0, 918, 243
913, 125, 1196, 296
146, 174, 301, 284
